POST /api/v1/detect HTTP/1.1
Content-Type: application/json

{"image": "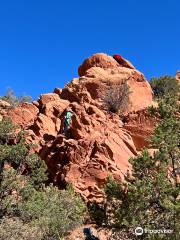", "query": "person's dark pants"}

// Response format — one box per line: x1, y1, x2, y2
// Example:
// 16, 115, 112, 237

64, 121, 71, 137
64, 123, 68, 133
